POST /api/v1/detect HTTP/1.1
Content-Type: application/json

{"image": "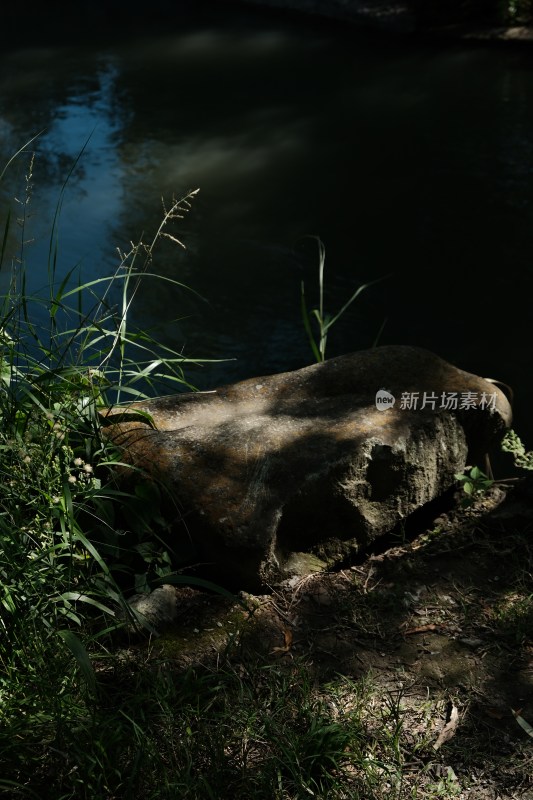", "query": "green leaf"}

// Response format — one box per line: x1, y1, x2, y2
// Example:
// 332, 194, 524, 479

58, 592, 116, 616
301, 281, 321, 364
57, 629, 96, 693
